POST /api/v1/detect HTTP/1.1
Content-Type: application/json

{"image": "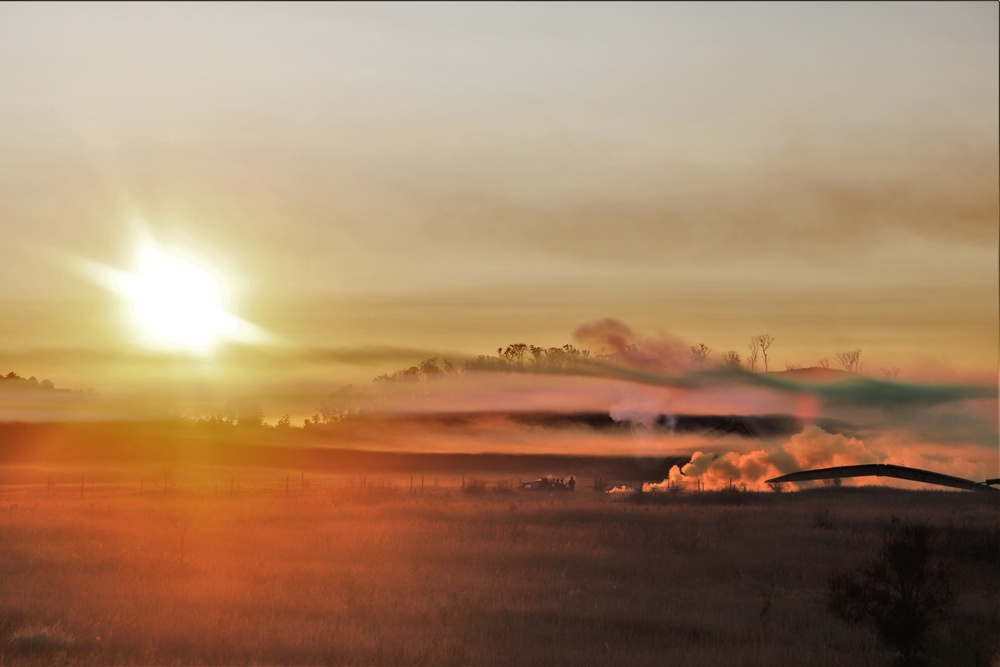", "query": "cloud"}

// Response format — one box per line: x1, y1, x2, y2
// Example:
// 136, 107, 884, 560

388, 132, 998, 264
